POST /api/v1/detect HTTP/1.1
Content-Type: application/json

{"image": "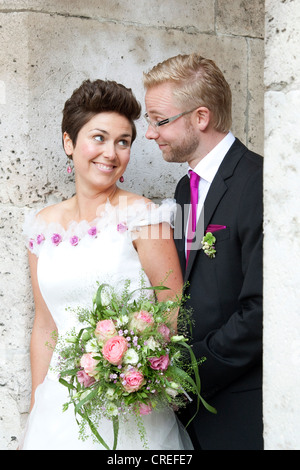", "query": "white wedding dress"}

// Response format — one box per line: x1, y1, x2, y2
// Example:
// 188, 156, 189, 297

20, 199, 193, 450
